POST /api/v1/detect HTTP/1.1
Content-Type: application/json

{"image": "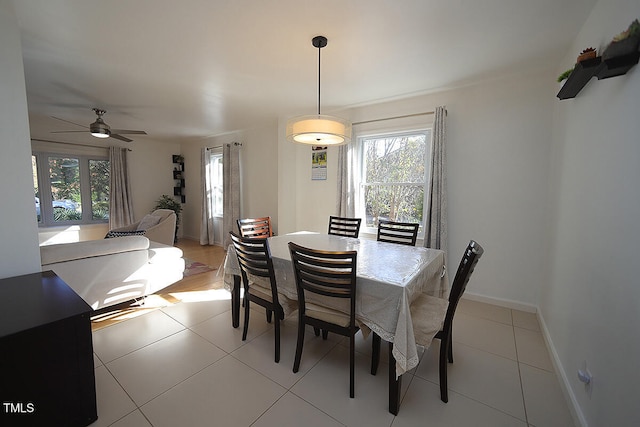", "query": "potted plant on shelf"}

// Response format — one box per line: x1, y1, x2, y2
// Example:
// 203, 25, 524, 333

154, 194, 182, 243
577, 47, 597, 63
603, 19, 640, 59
